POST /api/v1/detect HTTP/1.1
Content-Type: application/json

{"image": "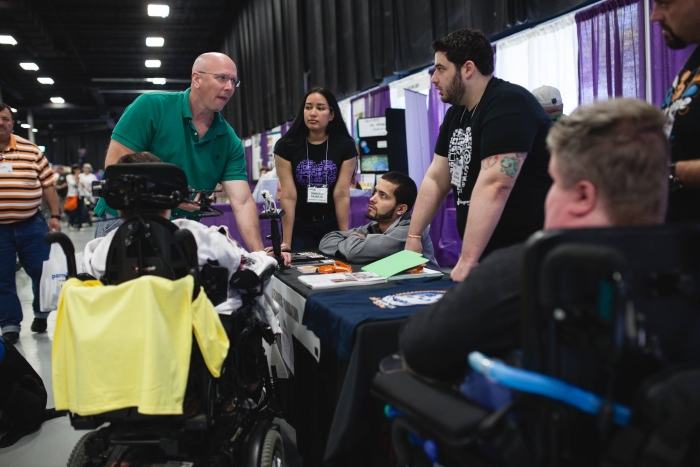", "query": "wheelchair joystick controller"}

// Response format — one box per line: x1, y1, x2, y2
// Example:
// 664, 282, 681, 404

259, 190, 286, 266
